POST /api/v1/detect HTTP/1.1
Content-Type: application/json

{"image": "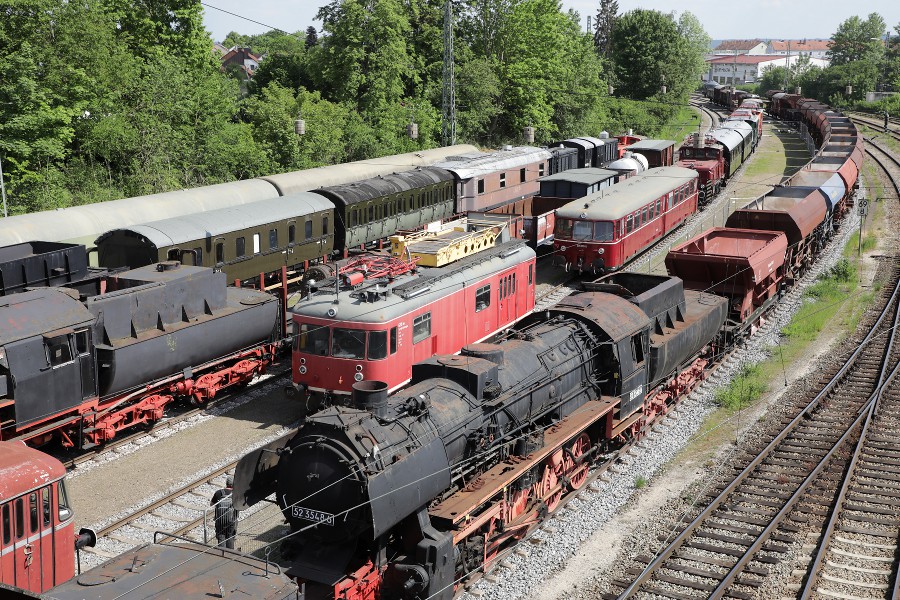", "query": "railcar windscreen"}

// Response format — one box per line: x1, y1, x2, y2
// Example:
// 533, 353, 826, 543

297, 323, 330, 356
332, 328, 366, 359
